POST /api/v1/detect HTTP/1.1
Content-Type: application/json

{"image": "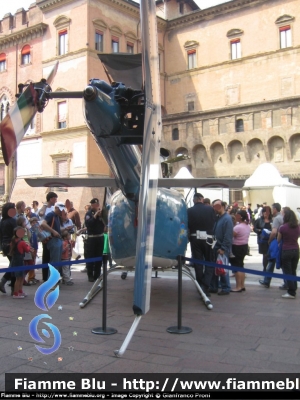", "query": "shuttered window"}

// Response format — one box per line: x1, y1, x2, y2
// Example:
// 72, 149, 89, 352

58, 101, 67, 129
280, 25, 292, 48
56, 160, 68, 177
127, 42, 134, 54
95, 30, 103, 51
21, 45, 31, 64
0, 53, 6, 71
187, 49, 196, 70
231, 39, 241, 59
59, 29, 68, 55
112, 36, 119, 53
